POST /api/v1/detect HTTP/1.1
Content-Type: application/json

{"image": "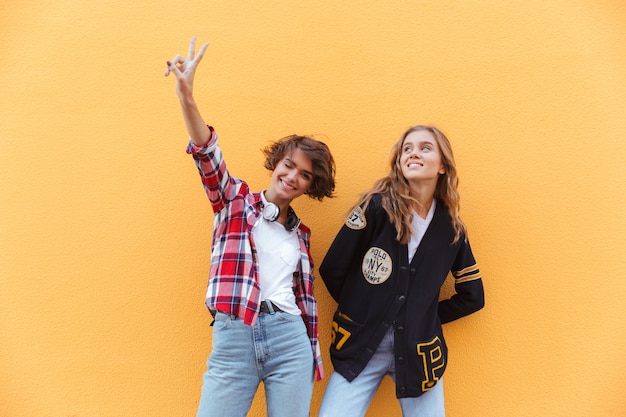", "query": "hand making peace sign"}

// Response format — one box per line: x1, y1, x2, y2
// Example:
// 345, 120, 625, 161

165, 36, 209, 100
164, 37, 212, 147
